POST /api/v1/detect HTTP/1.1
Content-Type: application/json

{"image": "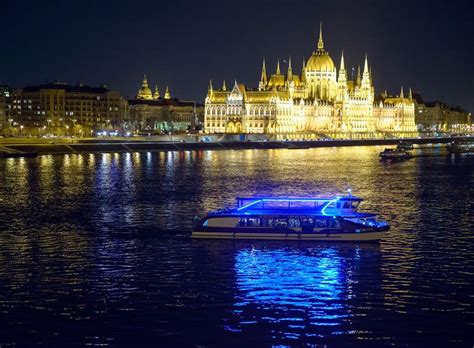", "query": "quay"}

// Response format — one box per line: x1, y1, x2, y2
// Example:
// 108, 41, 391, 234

0, 136, 469, 156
